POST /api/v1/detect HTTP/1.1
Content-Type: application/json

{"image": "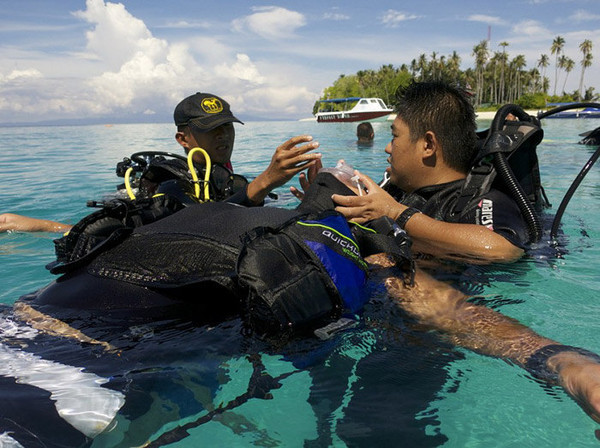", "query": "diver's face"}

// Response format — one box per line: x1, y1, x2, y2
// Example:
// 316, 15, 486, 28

189, 123, 235, 165
386, 117, 422, 192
